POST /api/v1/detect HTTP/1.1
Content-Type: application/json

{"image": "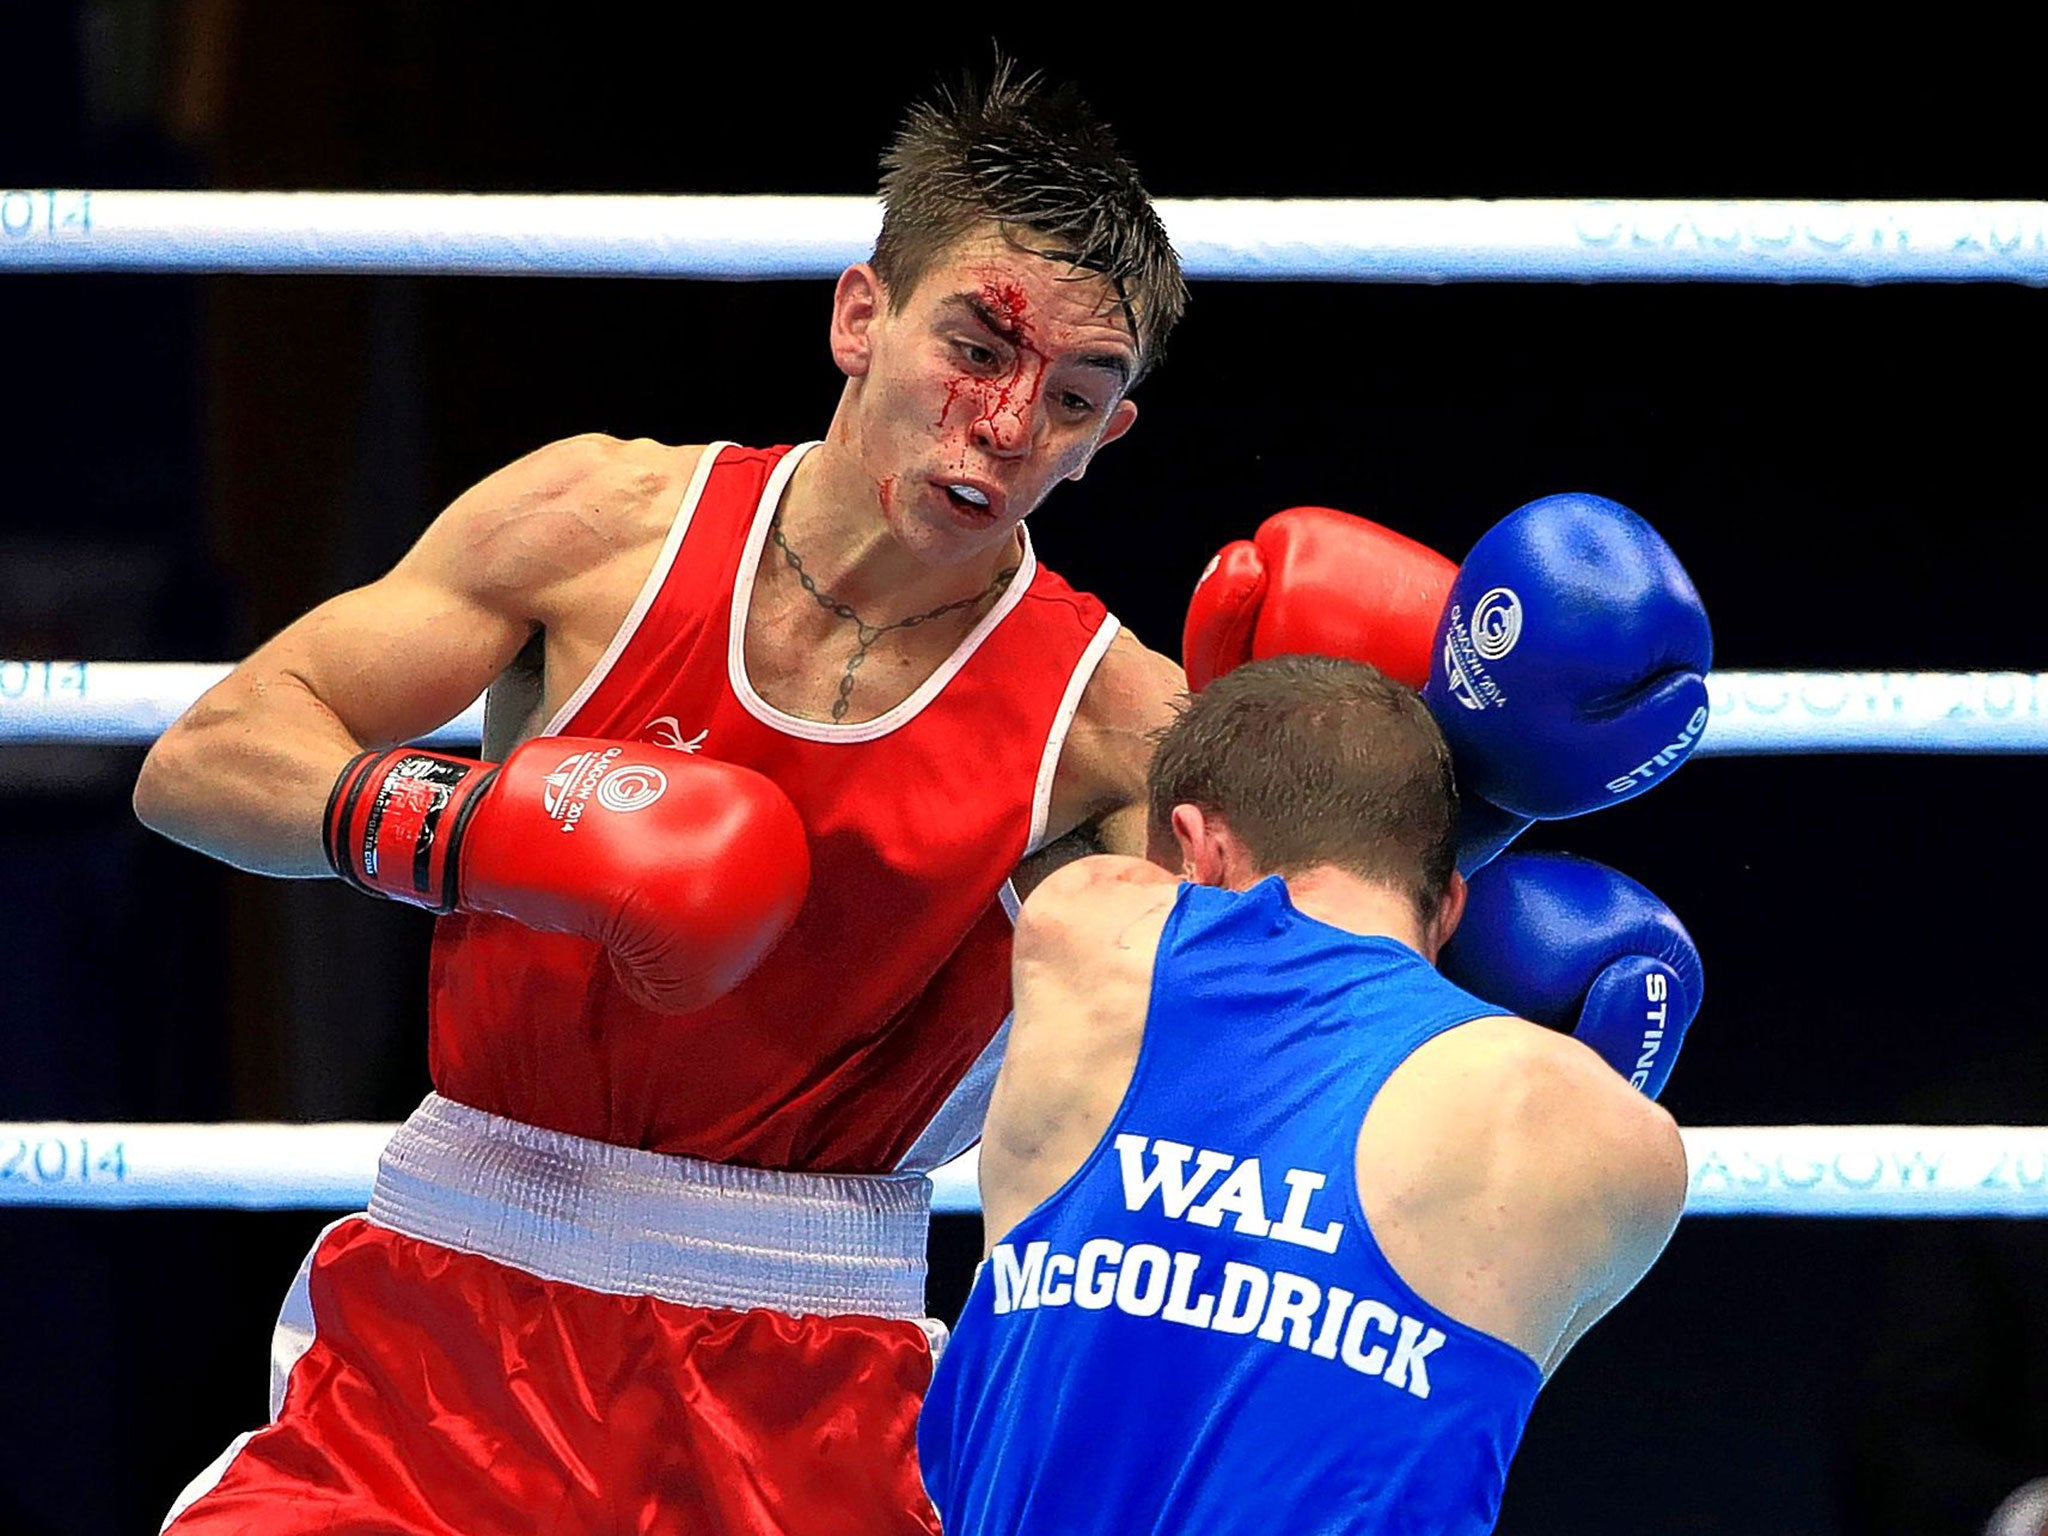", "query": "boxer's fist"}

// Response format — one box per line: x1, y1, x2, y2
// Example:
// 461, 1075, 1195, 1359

1439, 851, 1701, 1099
1182, 507, 1457, 692
1422, 494, 1712, 821
325, 738, 810, 1013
